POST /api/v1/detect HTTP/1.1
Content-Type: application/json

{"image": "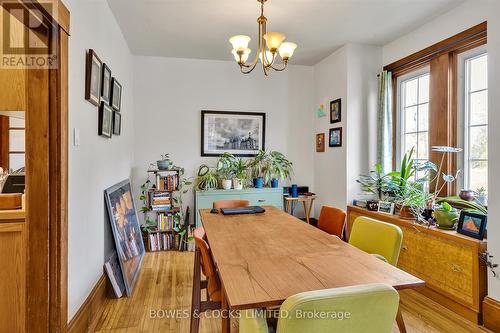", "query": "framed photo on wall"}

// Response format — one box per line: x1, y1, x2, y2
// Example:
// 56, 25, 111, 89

104, 179, 145, 297
201, 110, 266, 157
110, 77, 122, 111
85, 49, 102, 106
329, 127, 342, 147
101, 63, 112, 104
330, 98, 341, 123
316, 133, 325, 152
113, 111, 121, 135
99, 102, 113, 138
